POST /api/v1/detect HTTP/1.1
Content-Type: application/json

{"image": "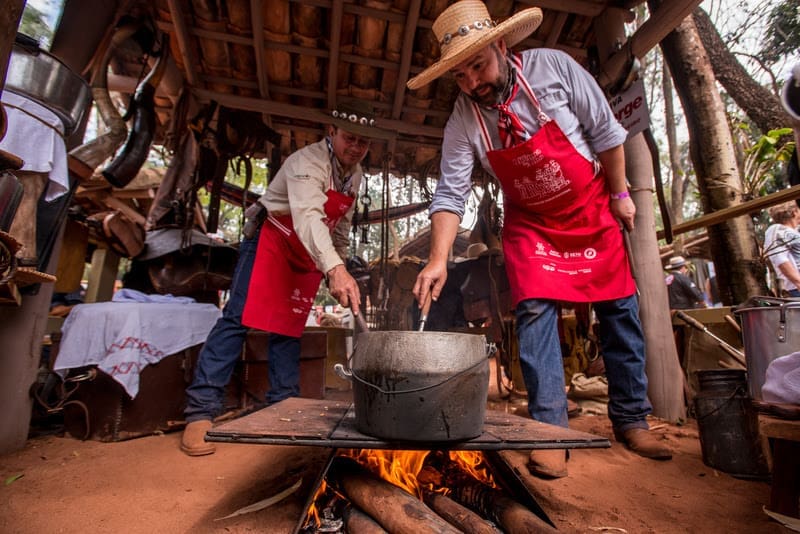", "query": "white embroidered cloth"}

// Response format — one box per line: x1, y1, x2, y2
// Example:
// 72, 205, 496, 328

54, 301, 221, 398
0, 91, 69, 201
